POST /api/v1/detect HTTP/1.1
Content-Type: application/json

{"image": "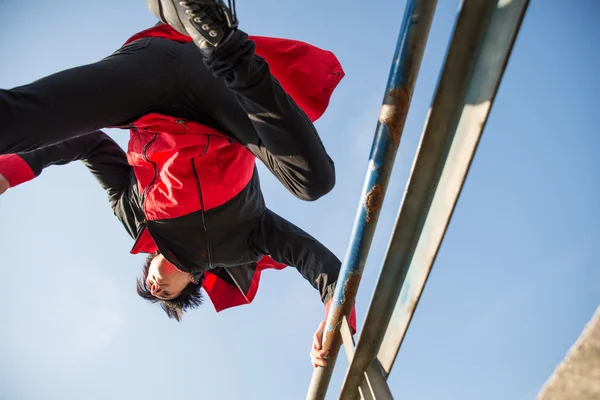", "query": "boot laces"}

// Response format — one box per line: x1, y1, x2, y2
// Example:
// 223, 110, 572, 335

180, 0, 237, 28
